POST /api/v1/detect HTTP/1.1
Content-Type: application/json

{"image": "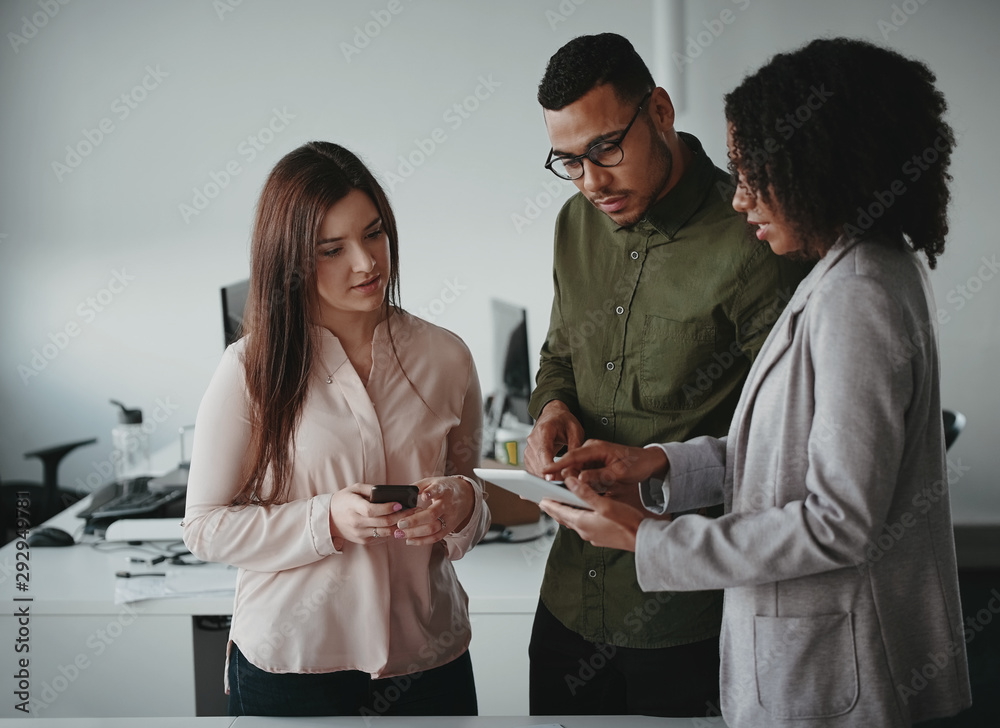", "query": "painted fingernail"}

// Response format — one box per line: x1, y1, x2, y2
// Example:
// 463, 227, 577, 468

392, 503, 403, 512
394, 529, 405, 539
398, 520, 408, 529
